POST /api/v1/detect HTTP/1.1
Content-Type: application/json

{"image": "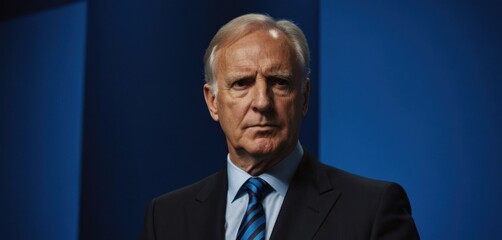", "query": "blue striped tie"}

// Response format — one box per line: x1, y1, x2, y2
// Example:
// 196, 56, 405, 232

236, 177, 272, 240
